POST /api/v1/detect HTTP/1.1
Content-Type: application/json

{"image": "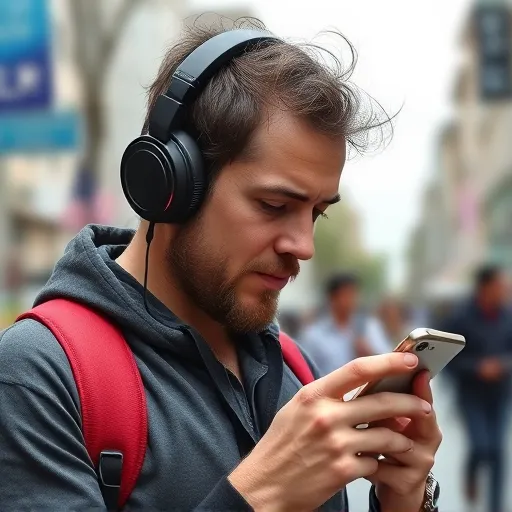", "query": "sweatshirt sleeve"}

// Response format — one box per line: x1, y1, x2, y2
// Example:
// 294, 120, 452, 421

195, 476, 253, 510
367, 484, 439, 512
0, 319, 107, 511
